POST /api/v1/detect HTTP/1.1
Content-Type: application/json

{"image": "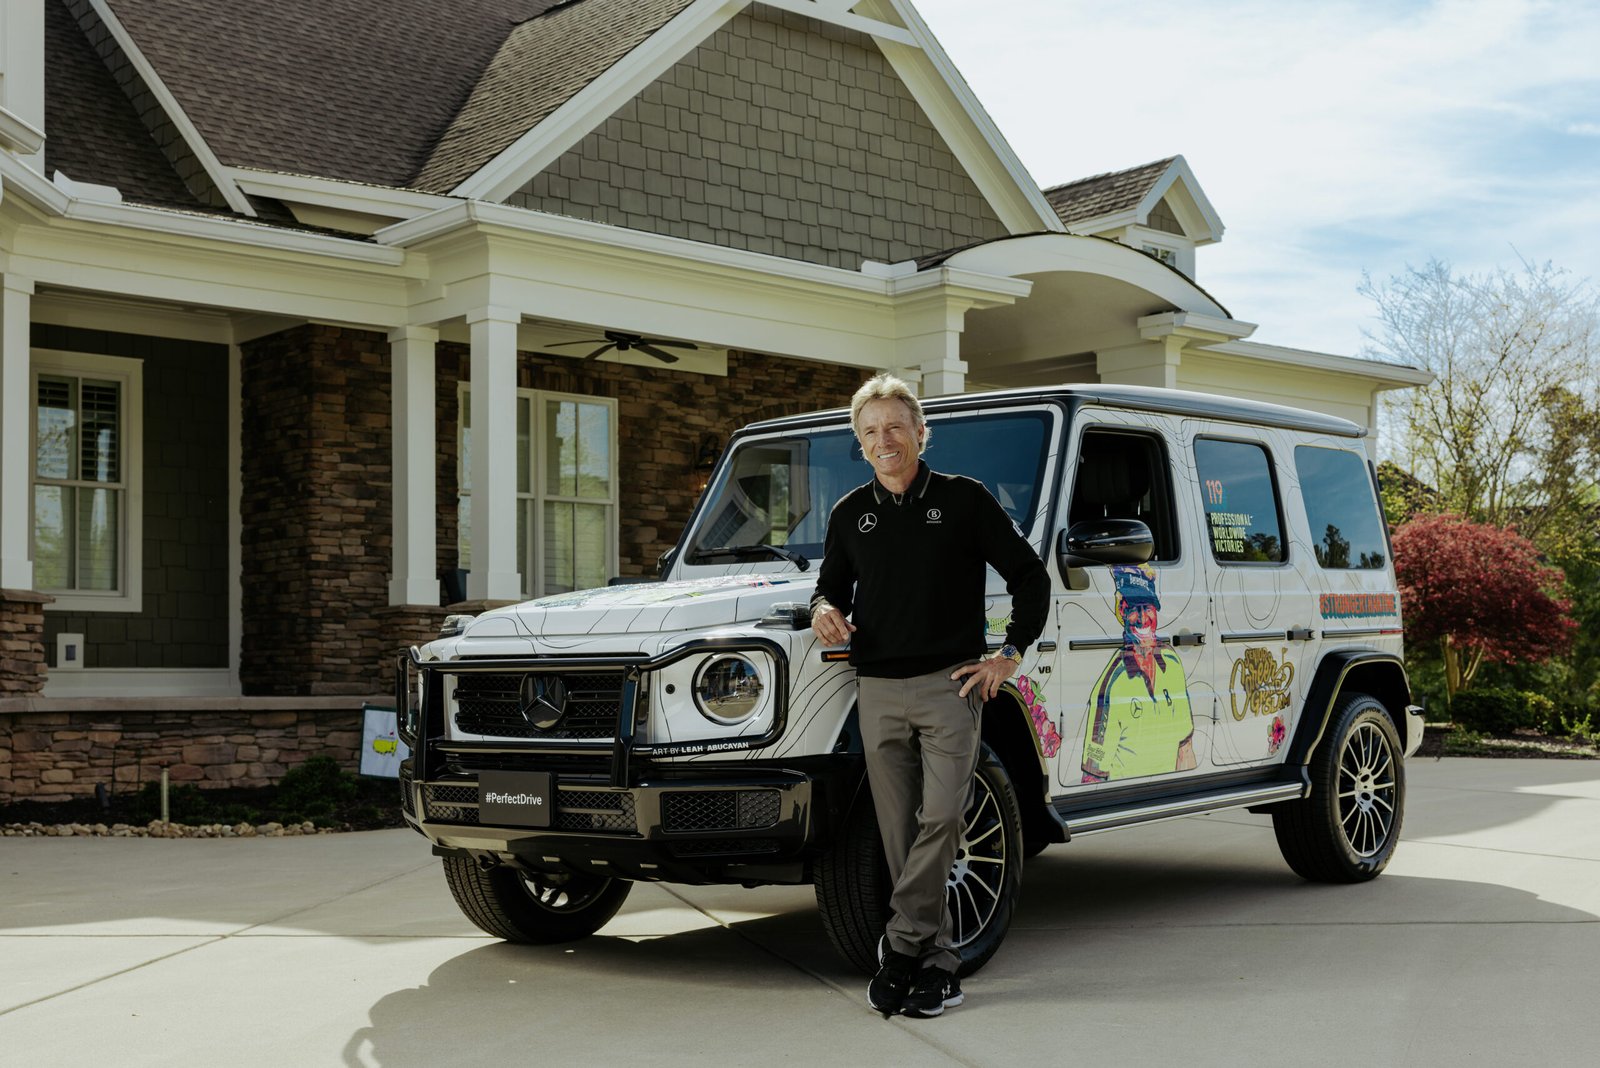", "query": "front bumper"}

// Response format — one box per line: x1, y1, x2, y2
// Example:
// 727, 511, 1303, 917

400, 763, 826, 883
